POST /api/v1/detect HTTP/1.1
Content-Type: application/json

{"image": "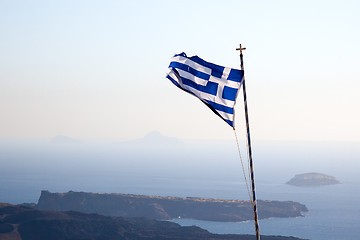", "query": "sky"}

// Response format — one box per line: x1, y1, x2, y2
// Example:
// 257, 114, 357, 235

0, 0, 359, 141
